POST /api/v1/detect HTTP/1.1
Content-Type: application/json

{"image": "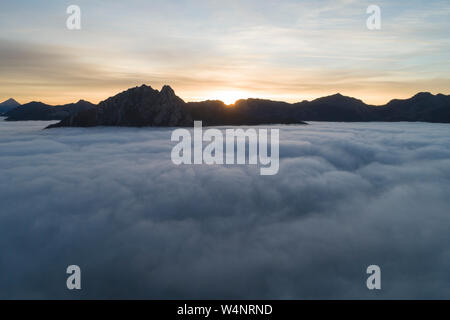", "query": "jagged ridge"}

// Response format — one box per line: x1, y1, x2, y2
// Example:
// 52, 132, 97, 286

48, 85, 193, 128
4, 85, 446, 128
